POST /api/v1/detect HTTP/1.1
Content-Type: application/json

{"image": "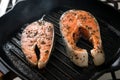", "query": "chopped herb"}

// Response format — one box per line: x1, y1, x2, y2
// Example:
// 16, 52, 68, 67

80, 58, 82, 60
45, 50, 49, 54
76, 57, 79, 59
41, 41, 46, 44
93, 30, 96, 33
100, 50, 102, 53
37, 21, 42, 25
47, 26, 52, 32
69, 18, 73, 22
27, 30, 38, 38
75, 54, 79, 59
87, 26, 92, 30
95, 36, 99, 39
